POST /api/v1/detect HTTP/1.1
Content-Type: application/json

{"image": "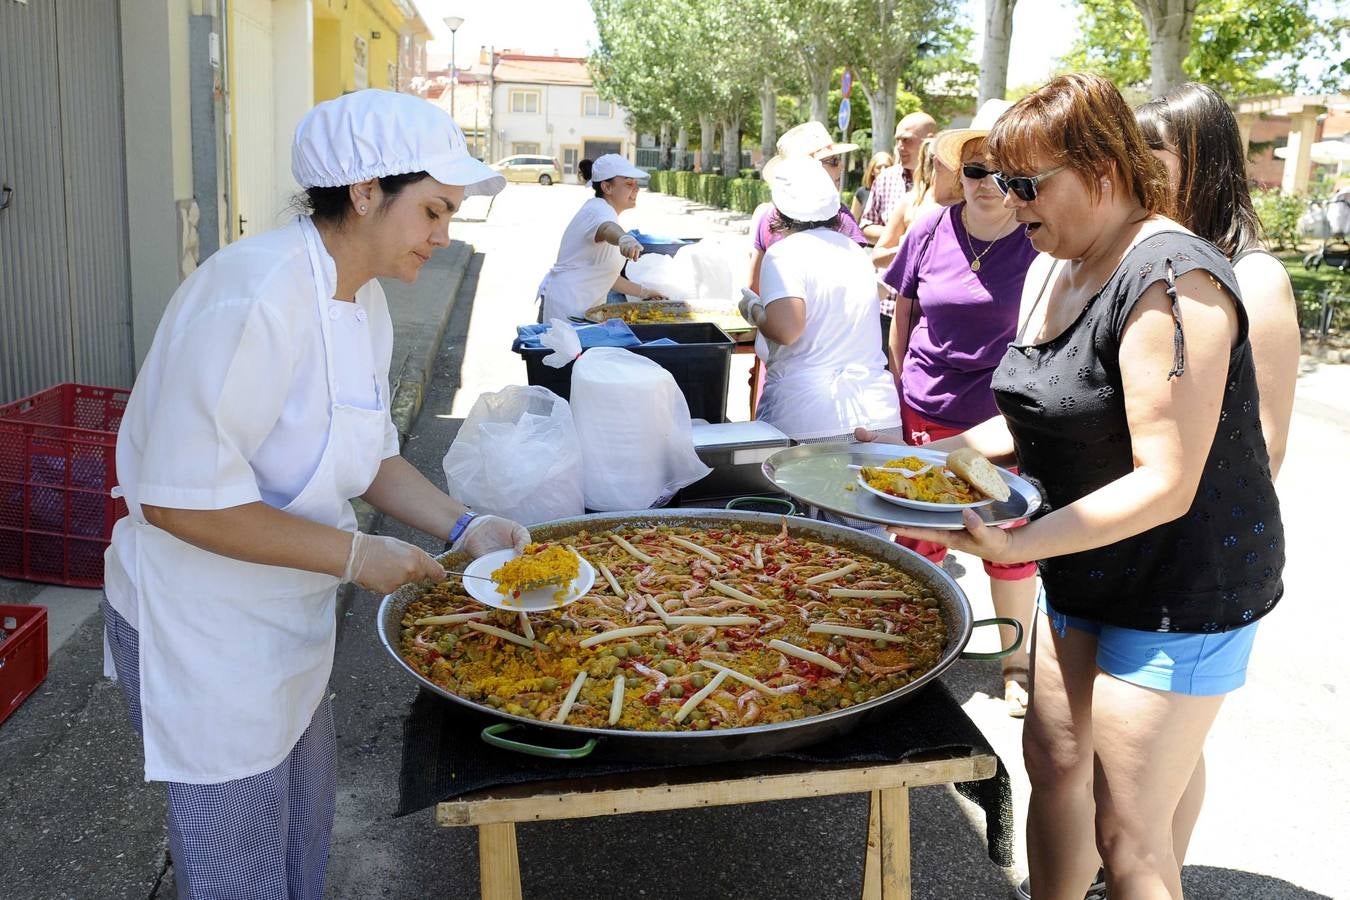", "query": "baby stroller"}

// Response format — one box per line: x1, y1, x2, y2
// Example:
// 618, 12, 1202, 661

1302, 190, 1350, 273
